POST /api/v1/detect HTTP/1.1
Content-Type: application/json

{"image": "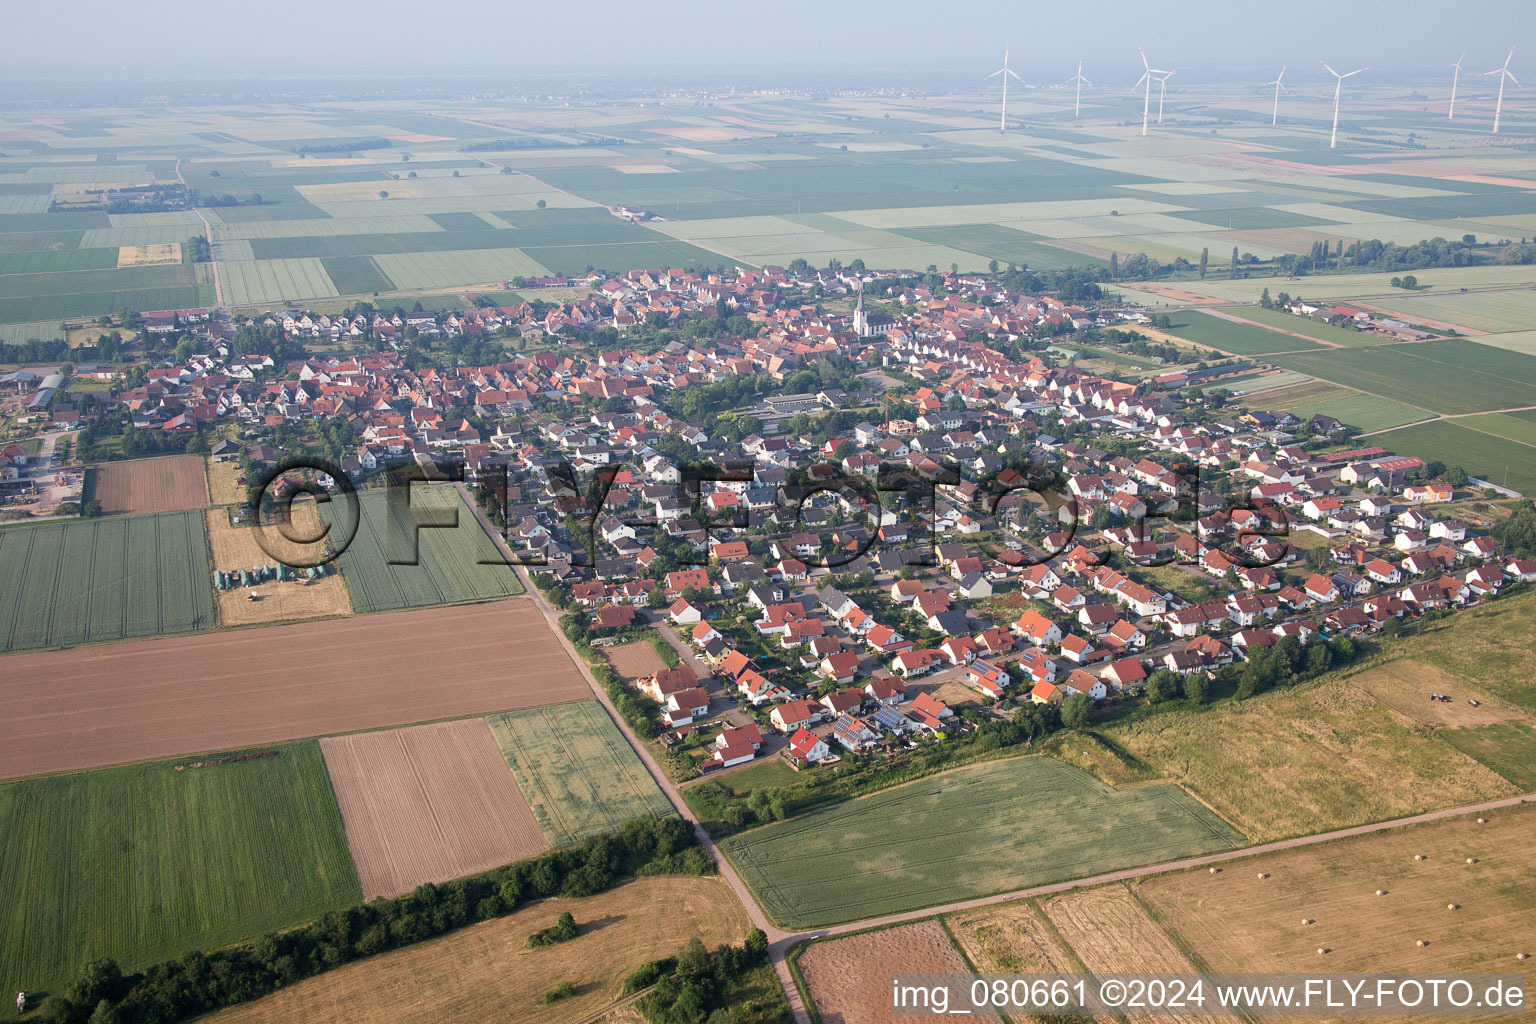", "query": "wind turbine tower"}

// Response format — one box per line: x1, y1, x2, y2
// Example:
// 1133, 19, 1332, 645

1264, 67, 1288, 125
1321, 62, 1368, 149
987, 46, 1024, 133
1482, 47, 1519, 133
1155, 69, 1176, 123
1449, 50, 1466, 119
1135, 49, 1172, 136
1067, 60, 1091, 118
